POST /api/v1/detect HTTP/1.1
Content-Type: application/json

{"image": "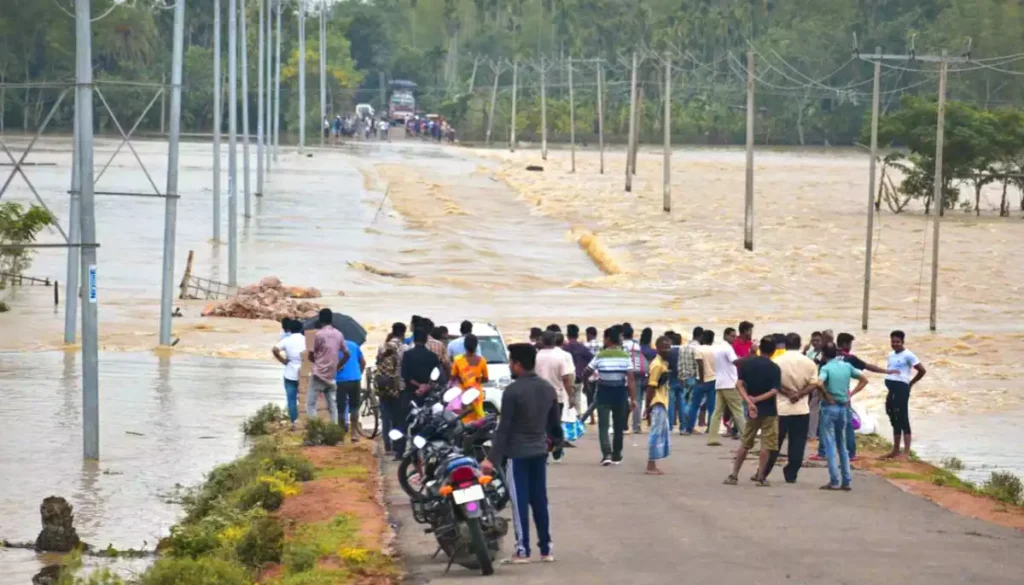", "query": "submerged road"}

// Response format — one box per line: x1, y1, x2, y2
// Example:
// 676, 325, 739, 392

385, 432, 1022, 584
